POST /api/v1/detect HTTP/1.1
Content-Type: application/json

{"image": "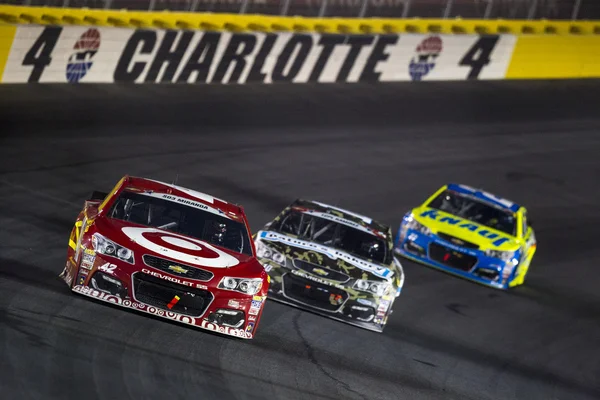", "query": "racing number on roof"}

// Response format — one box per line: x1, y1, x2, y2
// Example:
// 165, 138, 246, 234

22, 27, 63, 83
459, 36, 500, 80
